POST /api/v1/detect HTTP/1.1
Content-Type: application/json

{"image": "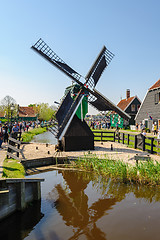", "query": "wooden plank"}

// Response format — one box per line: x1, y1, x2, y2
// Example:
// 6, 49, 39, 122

0, 190, 9, 194
7, 144, 21, 153
8, 137, 21, 144
145, 143, 151, 146
6, 178, 44, 183
7, 152, 20, 161
102, 136, 114, 138
146, 137, 154, 140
